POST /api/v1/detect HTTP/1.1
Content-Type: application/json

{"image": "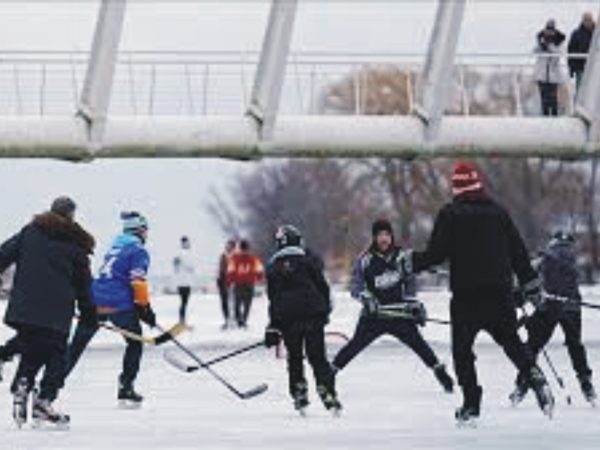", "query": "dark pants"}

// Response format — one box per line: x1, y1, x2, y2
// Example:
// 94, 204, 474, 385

333, 316, 439, 370
177, 286, 191, 321
538, 81, 559, 116
234, 285, 254, 327
282, 319, 335, 398
451, 291, 534, 403
0, 333, 23, 362
217, 279, 230, 323
525, 304, 591, 378
10, 325, 68, 402
65, 310, 143, 389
